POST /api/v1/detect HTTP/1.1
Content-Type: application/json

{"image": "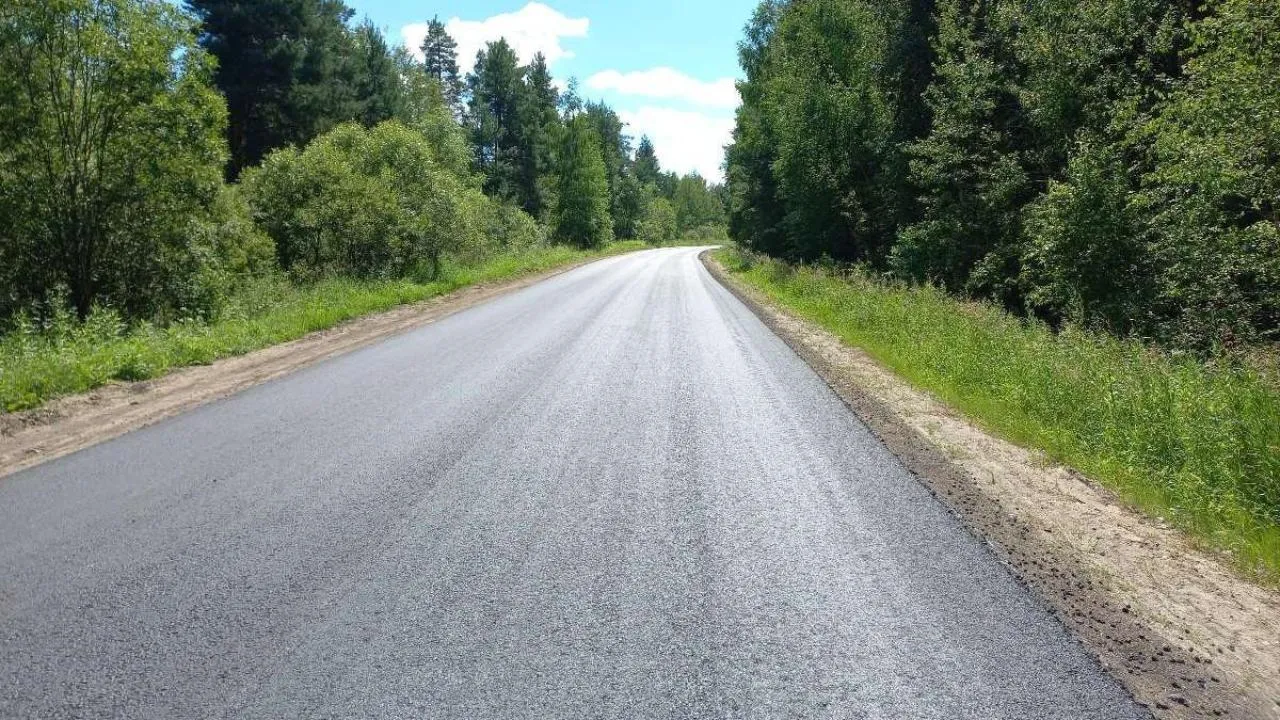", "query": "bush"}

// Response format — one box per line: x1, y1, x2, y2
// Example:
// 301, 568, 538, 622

242, 121, 492, 281
637, 194, 678, 245
0, 0, 234, 322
